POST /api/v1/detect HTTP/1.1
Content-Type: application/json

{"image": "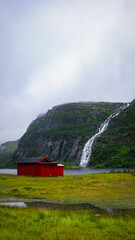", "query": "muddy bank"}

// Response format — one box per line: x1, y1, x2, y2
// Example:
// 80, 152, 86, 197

26, 201, 135, 215
0, 197, 134, 216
